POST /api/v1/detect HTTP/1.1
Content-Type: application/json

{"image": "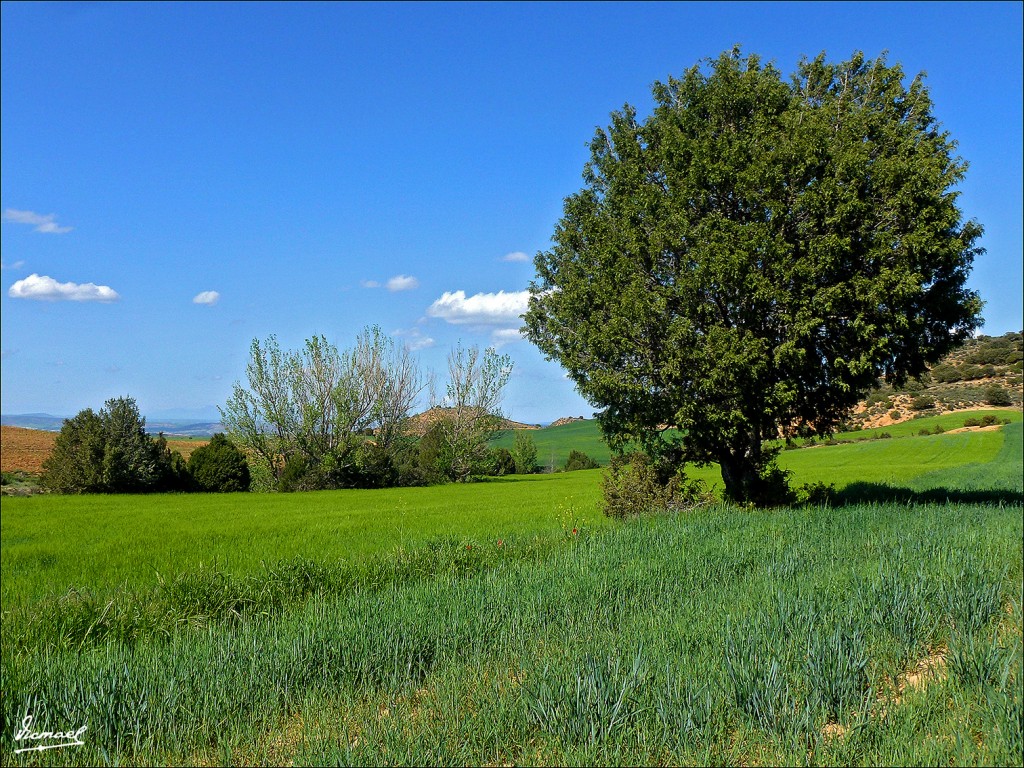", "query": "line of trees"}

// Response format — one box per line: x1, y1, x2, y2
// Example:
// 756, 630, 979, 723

220, 327, 515, 491
42, 397, 248, 494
